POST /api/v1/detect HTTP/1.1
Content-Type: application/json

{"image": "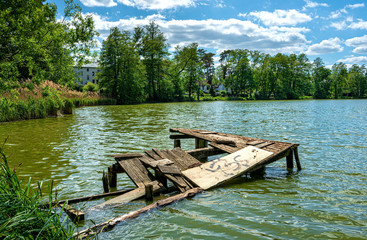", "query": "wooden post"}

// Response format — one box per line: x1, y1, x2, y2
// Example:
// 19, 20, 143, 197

155, 170, 167, 188
286, 149, 294, 169
102, 171, 109, 193
145, 183, 154, 201
294, 147, 302, 171
108, 166, 117, 188
195, 138, 209, 161
174, 139, 181, 148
